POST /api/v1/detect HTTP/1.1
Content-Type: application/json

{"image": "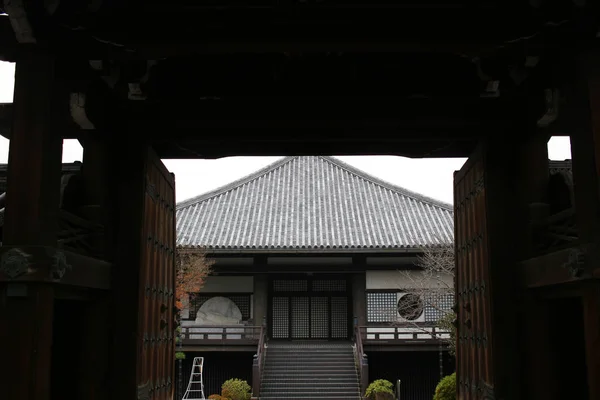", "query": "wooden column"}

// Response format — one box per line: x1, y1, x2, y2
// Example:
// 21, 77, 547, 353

351, 273, 367, 327
511, 130, 552, 400
253, 274, 268, 326
76, 134, 112, 400
480, 125, 549, 400
107, 138, 147, 400
570, 52, 600, 400
570, 52, 600, 245
0, 53, 65, 400
583, 284, 600, 400
82, 133, 111, 258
